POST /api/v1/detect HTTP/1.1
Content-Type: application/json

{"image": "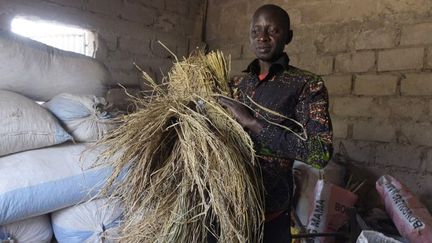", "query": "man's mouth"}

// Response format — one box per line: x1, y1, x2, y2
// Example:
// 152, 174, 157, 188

257, 46, 271, 53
